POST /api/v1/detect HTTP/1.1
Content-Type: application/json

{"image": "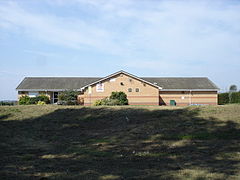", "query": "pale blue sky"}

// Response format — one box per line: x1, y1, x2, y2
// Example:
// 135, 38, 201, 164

0, 0, 240, 100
